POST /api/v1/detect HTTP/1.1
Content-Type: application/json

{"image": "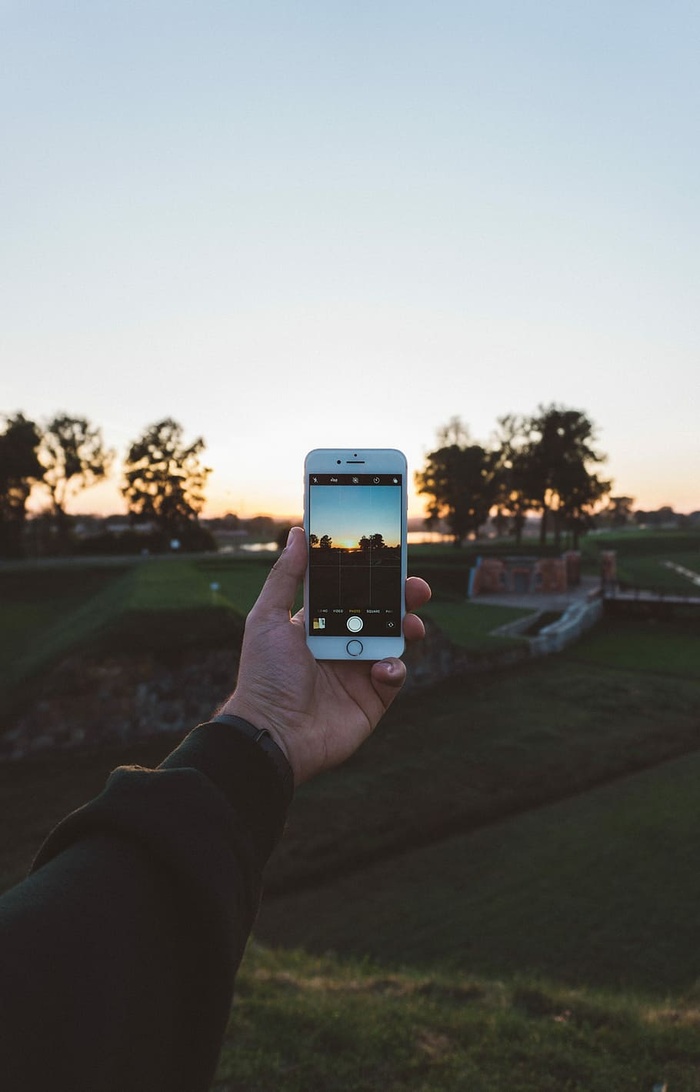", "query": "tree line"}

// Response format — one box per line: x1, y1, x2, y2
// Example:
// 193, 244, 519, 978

417, 404, 612, 549
1, 402, 688, 560
0, 413, 210, 557
309, 533, 391, 551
